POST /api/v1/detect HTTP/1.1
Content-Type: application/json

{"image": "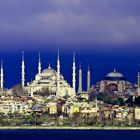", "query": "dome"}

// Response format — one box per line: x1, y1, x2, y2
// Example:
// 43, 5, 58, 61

35, 64, 64, 82
42, 64, 56, 75
104, 69, 126, 81
106, 72, 124, 78
42, 68, 56, 75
